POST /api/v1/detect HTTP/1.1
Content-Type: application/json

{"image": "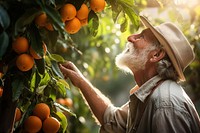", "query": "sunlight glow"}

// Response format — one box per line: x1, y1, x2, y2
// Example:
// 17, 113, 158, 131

174, 0, 198, 8
105, 47, 111, 53
83, 62, 88, 68
114, 38, 120, 44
